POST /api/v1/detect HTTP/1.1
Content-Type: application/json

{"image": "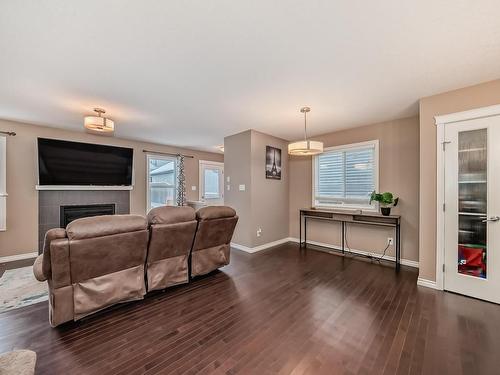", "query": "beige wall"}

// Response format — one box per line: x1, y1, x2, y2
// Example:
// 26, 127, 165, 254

419, 79, 500, 281
0, 119, 223, 257
224, 130, 289, 248
224, 130, 252, 246
289, 116, 420, 262
251, 130, 289, 247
